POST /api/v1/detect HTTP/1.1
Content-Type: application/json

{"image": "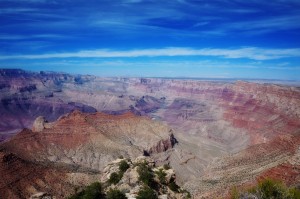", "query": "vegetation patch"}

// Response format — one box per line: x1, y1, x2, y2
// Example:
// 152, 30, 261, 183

168, 180, 180, 193
231, 178, 300, 199
68, 182, 104, 199
136, 186, 158, 199
119, 160, 130, 173
155, 168, 167, 184
163, 164, 171, 170
108, 160, 130, 185
106, 189, 126, 199
137, 161, 156, 188
108, 172, 123, 185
